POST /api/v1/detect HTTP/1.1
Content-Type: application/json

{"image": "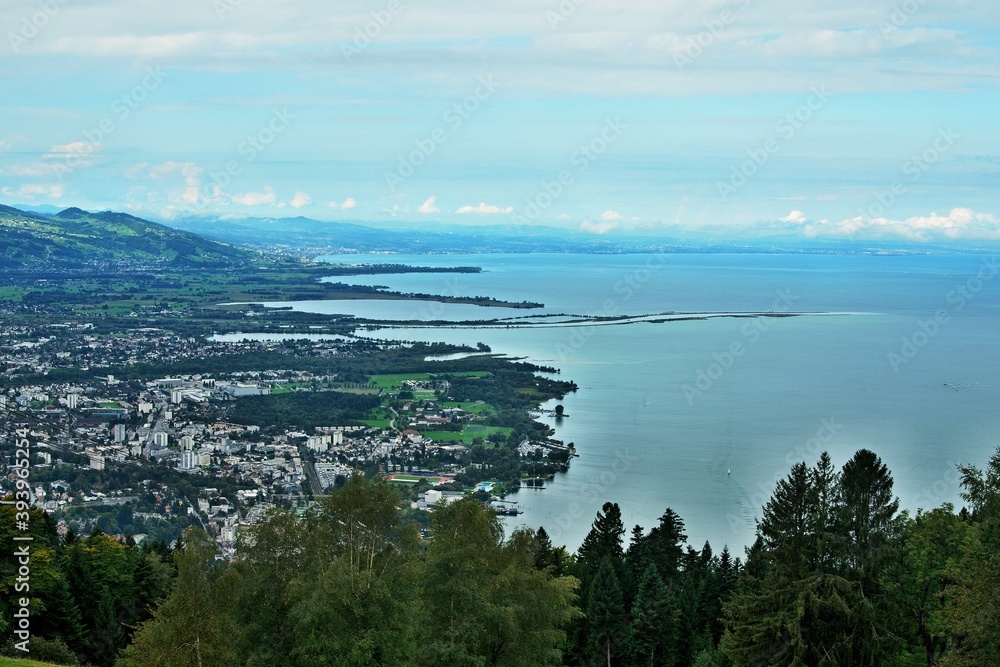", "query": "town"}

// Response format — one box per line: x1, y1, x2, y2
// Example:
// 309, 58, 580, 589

0, 317, 576, 557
